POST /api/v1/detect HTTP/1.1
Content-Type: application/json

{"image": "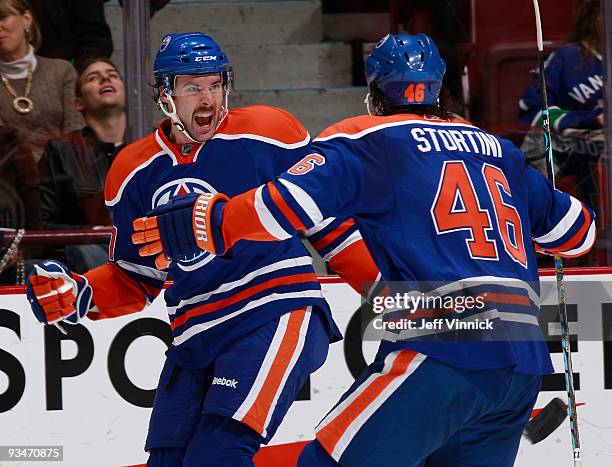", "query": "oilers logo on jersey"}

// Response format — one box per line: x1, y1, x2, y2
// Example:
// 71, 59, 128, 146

151, 177, 219, 269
